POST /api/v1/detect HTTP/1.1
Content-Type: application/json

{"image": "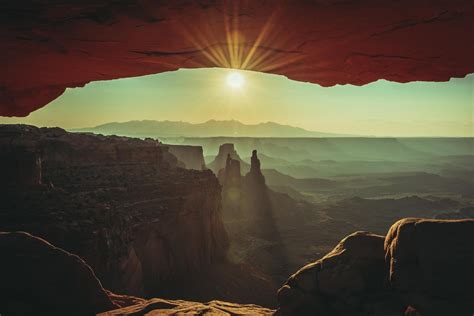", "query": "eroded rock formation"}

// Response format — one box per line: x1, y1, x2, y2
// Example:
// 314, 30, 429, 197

218, 148, 289, 296
209, 143, 249, 175
0, 125, 229, 298
1, 1, 473, 116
